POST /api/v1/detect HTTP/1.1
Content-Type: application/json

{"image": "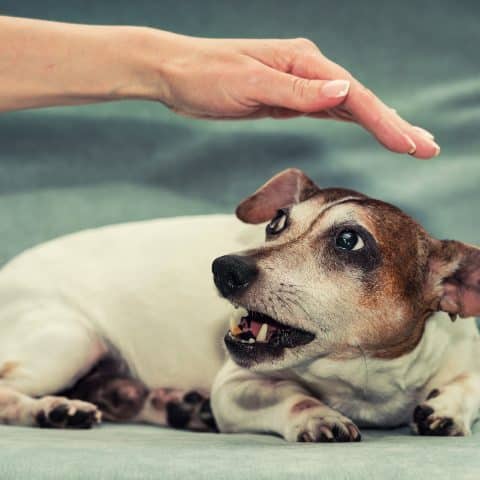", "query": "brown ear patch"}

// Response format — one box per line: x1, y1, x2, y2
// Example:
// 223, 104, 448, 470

236, 168, 319, 224
432, 240, 480, 318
